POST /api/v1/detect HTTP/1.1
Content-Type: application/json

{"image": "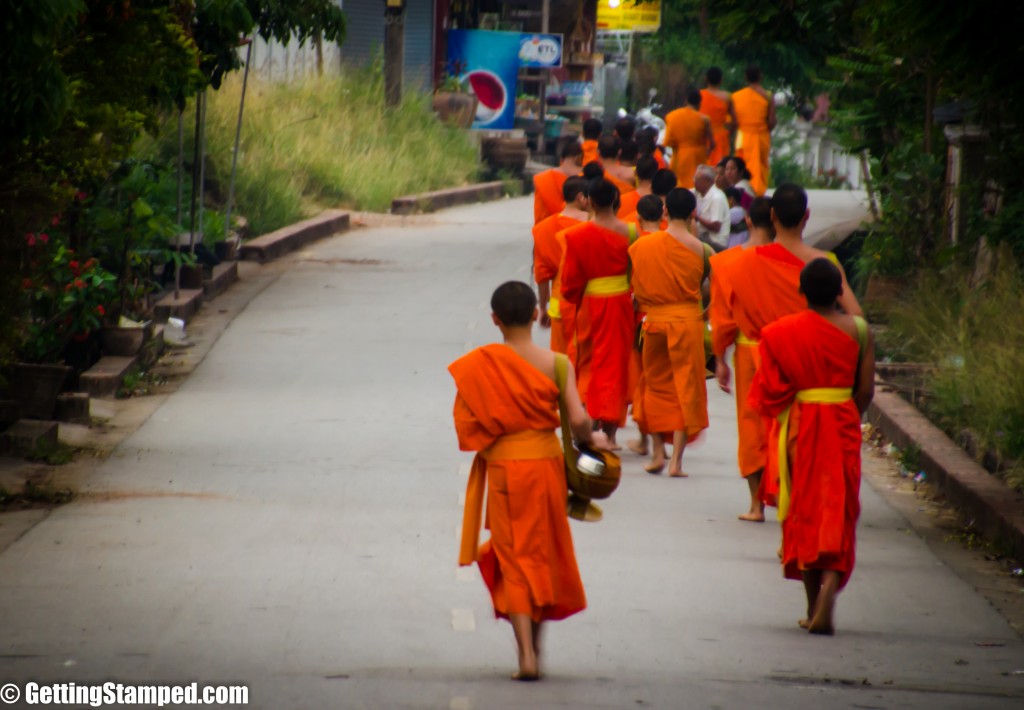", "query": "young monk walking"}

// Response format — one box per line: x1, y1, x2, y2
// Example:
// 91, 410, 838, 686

617, 154, 658, 219
708, 197, 774, 521
533, 140, 583, 224
732, 64, 776, 196
700, 66, 737, 166
450, 282, 607, 680
721, 183, 864, 511
533, 176, 590, 354
748, 258, 874, 635
628, 188, 711, 476
664, 89, 714, 189
561, 179, 636, 449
